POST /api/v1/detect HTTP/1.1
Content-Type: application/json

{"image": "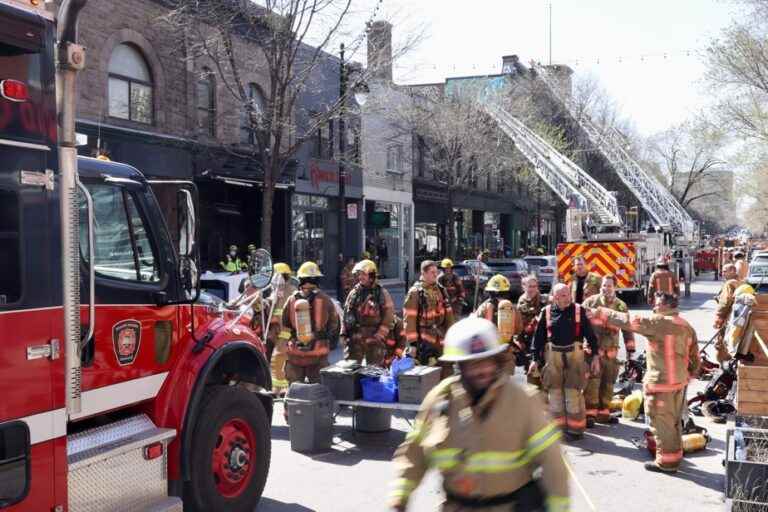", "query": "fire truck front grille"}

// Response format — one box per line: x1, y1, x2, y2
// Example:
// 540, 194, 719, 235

68, 414, 178, 511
